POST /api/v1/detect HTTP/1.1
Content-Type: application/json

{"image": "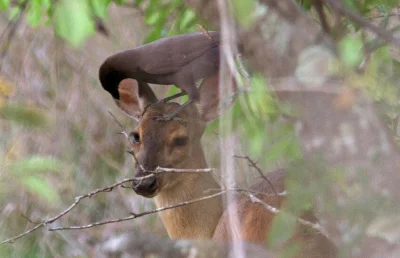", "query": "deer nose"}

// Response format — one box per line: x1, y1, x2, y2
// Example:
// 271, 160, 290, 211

132, 176, 158, 197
